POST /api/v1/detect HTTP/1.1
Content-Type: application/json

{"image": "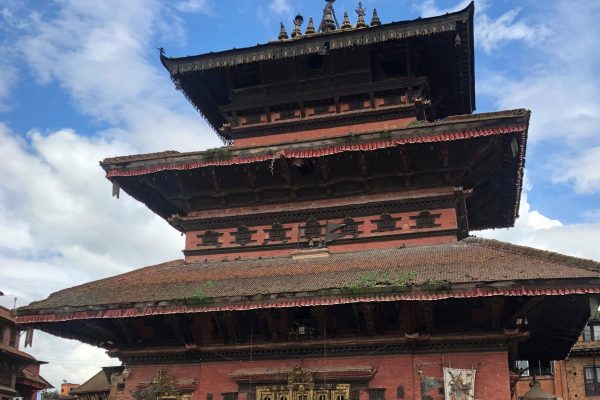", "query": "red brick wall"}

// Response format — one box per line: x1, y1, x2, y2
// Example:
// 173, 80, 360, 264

185, 207, 457, 261
566, 355, 600, 400
233, 118, 416, 149
513, 361, 568, 400
121, 351, 510, 400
